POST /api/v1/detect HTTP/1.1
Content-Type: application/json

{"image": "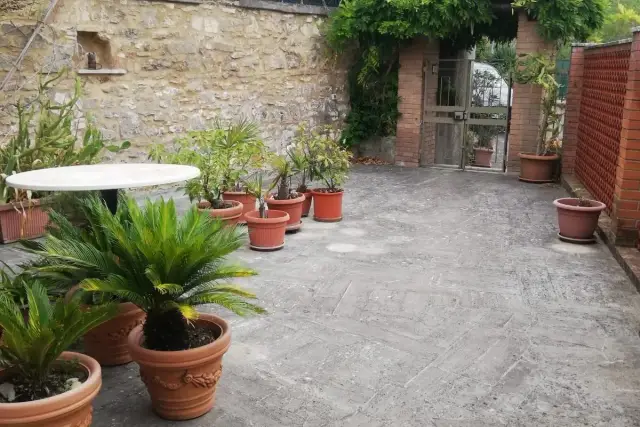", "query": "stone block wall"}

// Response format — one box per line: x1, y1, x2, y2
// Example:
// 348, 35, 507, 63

0, 0, 349, 160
